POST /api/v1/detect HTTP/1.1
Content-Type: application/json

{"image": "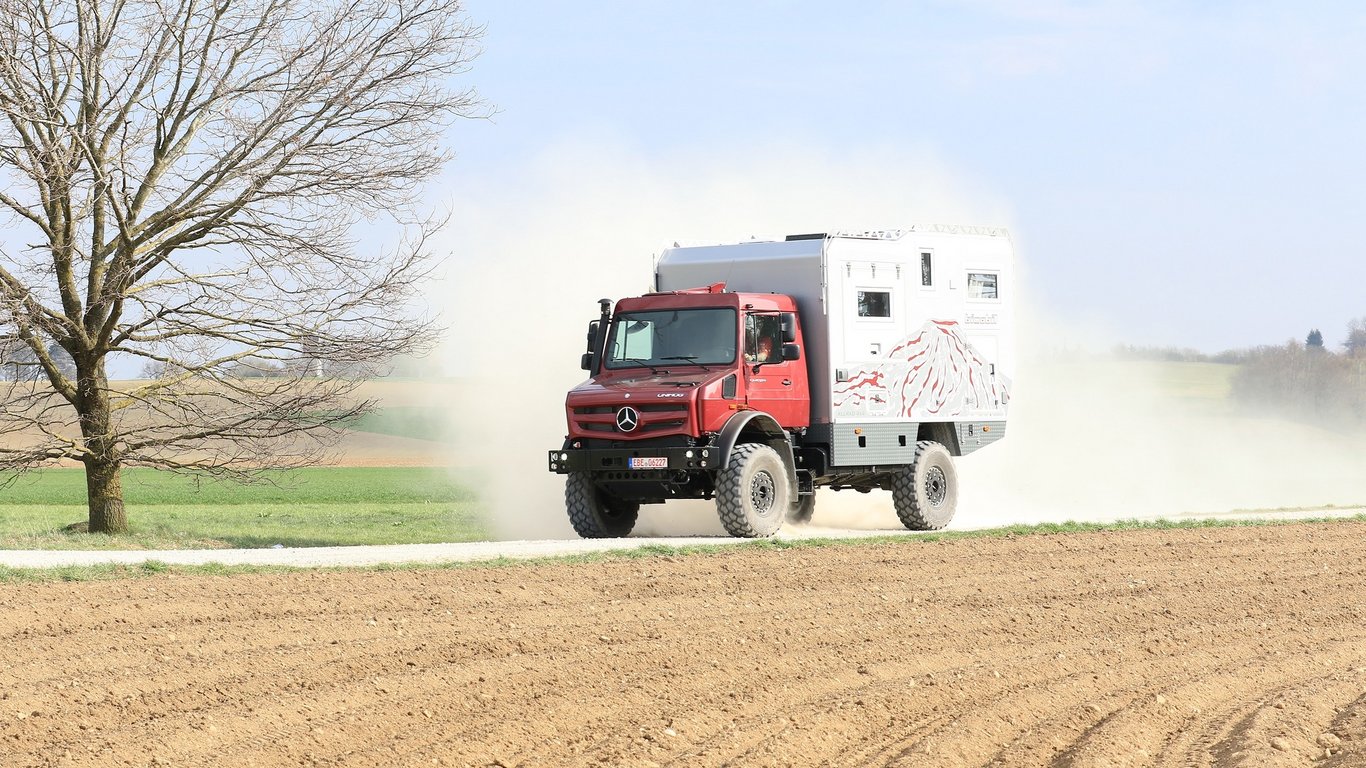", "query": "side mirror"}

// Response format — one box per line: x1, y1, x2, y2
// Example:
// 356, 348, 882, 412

581, 352, 598, 371
782, 343, 801, 362
780, 313, 798, 343
585, 320, 600, 348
